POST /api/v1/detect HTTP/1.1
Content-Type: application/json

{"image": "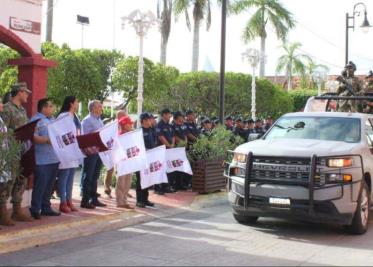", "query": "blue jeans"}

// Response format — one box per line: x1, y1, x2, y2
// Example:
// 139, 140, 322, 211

81, 154, 102, 203
31, 163, 59, 213
57, 168, 75, 202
